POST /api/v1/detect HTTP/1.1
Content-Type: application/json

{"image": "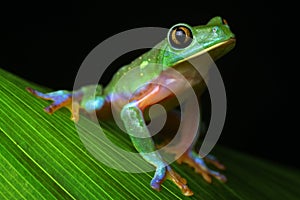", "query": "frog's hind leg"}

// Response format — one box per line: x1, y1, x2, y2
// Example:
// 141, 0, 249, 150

161, 110, 227, 183
203, 154, 226, 170
177, 150, 227, 183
